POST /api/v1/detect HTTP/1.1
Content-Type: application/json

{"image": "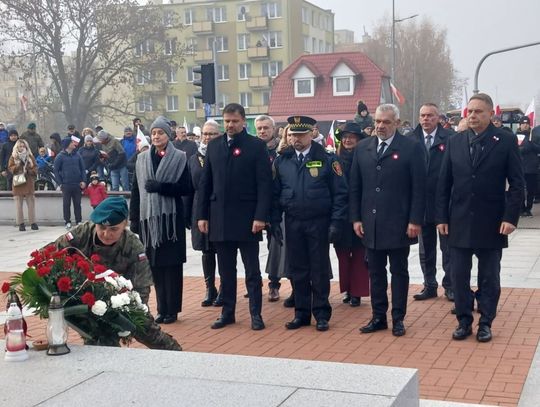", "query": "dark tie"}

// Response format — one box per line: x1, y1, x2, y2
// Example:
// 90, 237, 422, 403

227, 139, 233, 147
425, 135, 432, 151
298, 153, 304, 164
377, 141, 386, 159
